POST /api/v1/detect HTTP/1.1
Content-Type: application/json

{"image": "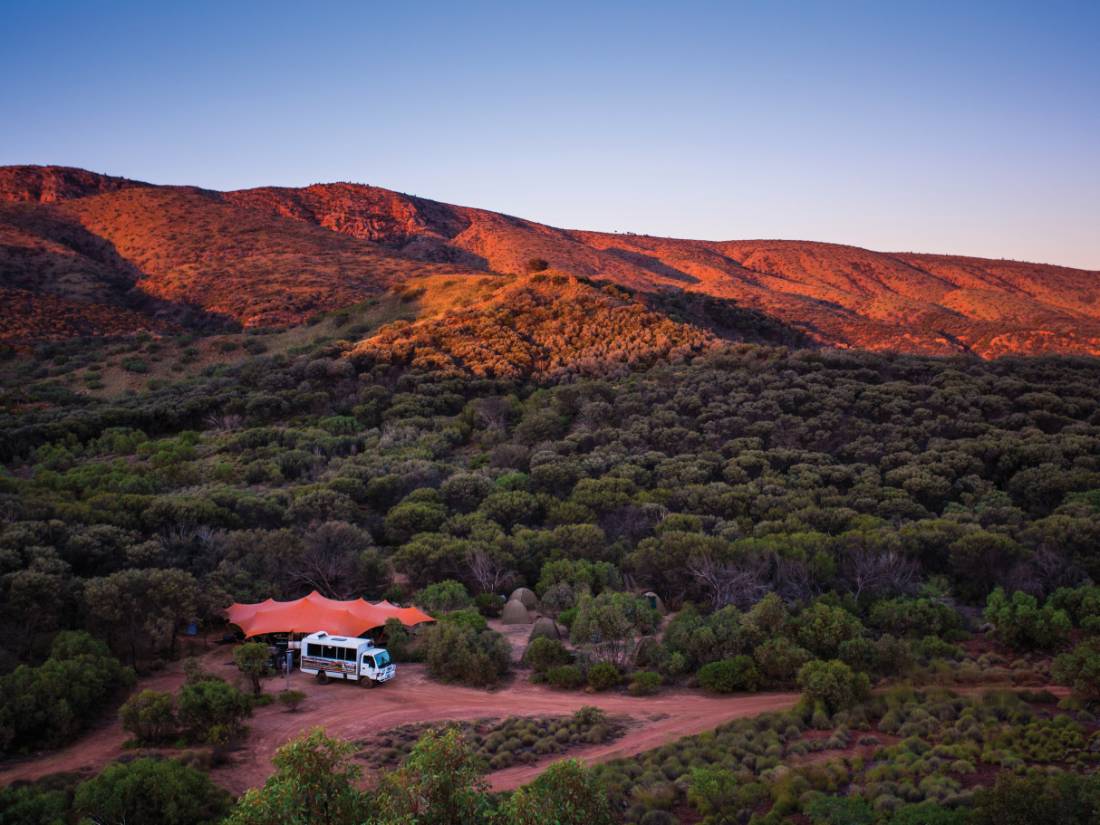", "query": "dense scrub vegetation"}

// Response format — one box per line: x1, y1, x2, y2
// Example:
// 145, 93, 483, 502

361, 706, 625, 771
593, 688, 1100, 823
3, 338, 1100, 818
